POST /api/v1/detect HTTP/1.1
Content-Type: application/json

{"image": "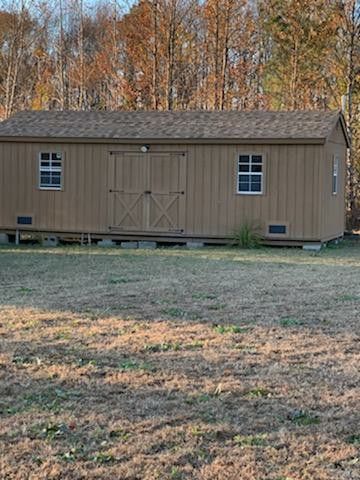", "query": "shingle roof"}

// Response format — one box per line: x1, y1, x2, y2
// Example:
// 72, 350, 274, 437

0, 110, 346, 143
